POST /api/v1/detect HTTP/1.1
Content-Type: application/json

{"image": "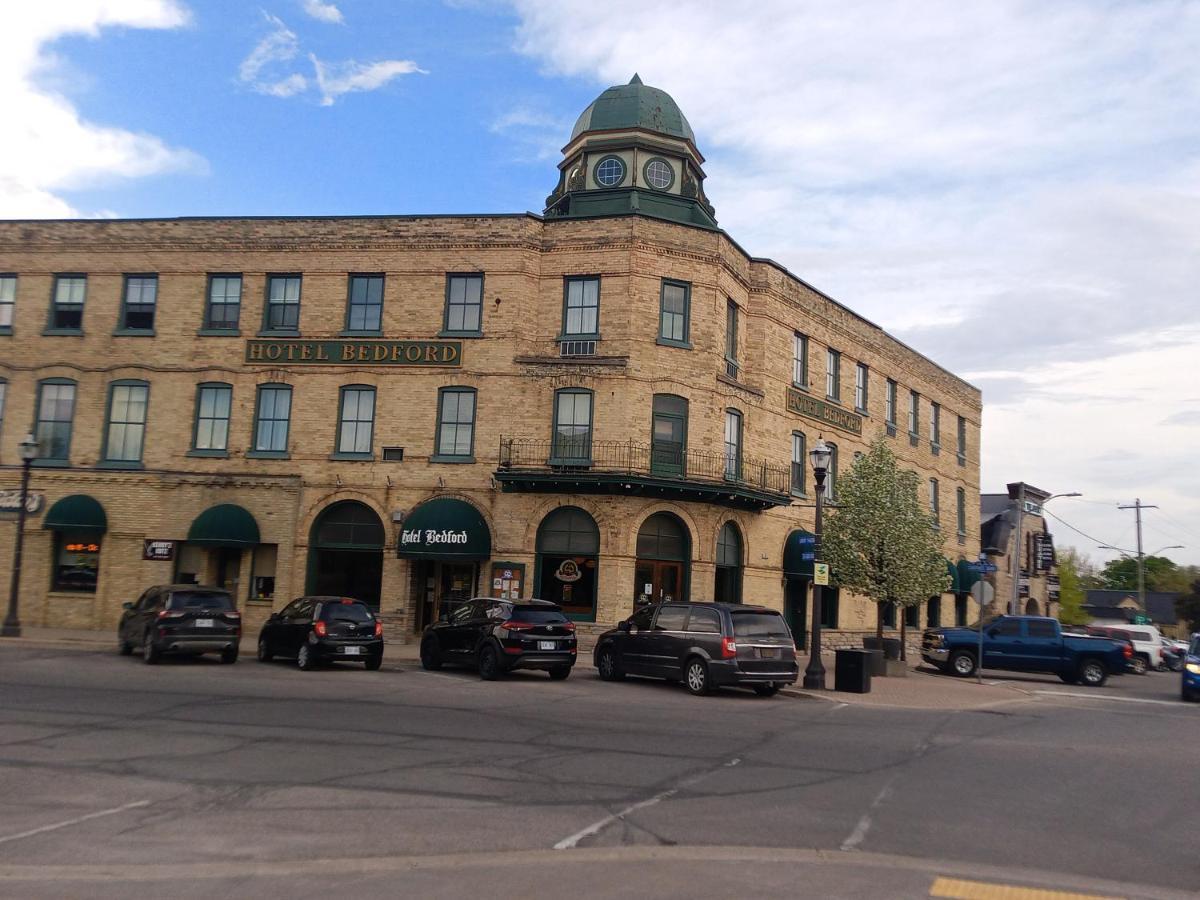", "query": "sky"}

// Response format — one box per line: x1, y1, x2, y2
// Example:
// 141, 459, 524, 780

1, 0, 1198, 569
